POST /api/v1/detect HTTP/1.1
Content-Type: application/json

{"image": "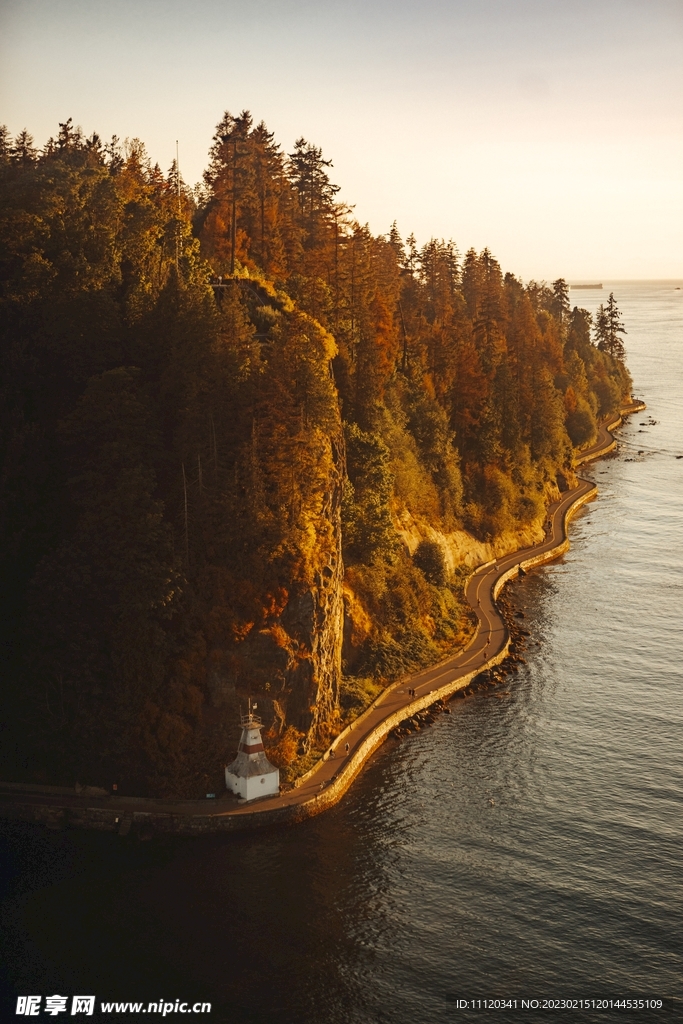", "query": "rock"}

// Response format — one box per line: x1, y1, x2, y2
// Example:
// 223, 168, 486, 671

234, 425, 346, 751
341, 584, 373, 671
